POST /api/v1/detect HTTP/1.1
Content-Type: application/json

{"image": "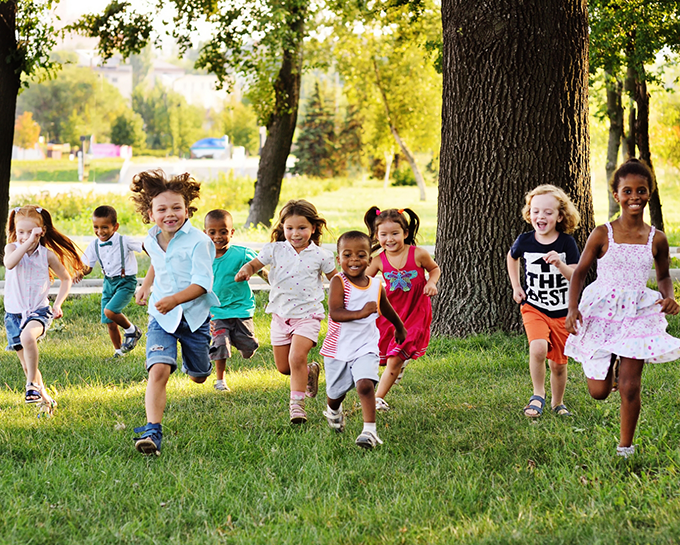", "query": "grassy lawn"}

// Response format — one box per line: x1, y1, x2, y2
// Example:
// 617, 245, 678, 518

1, 293, 680, 543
